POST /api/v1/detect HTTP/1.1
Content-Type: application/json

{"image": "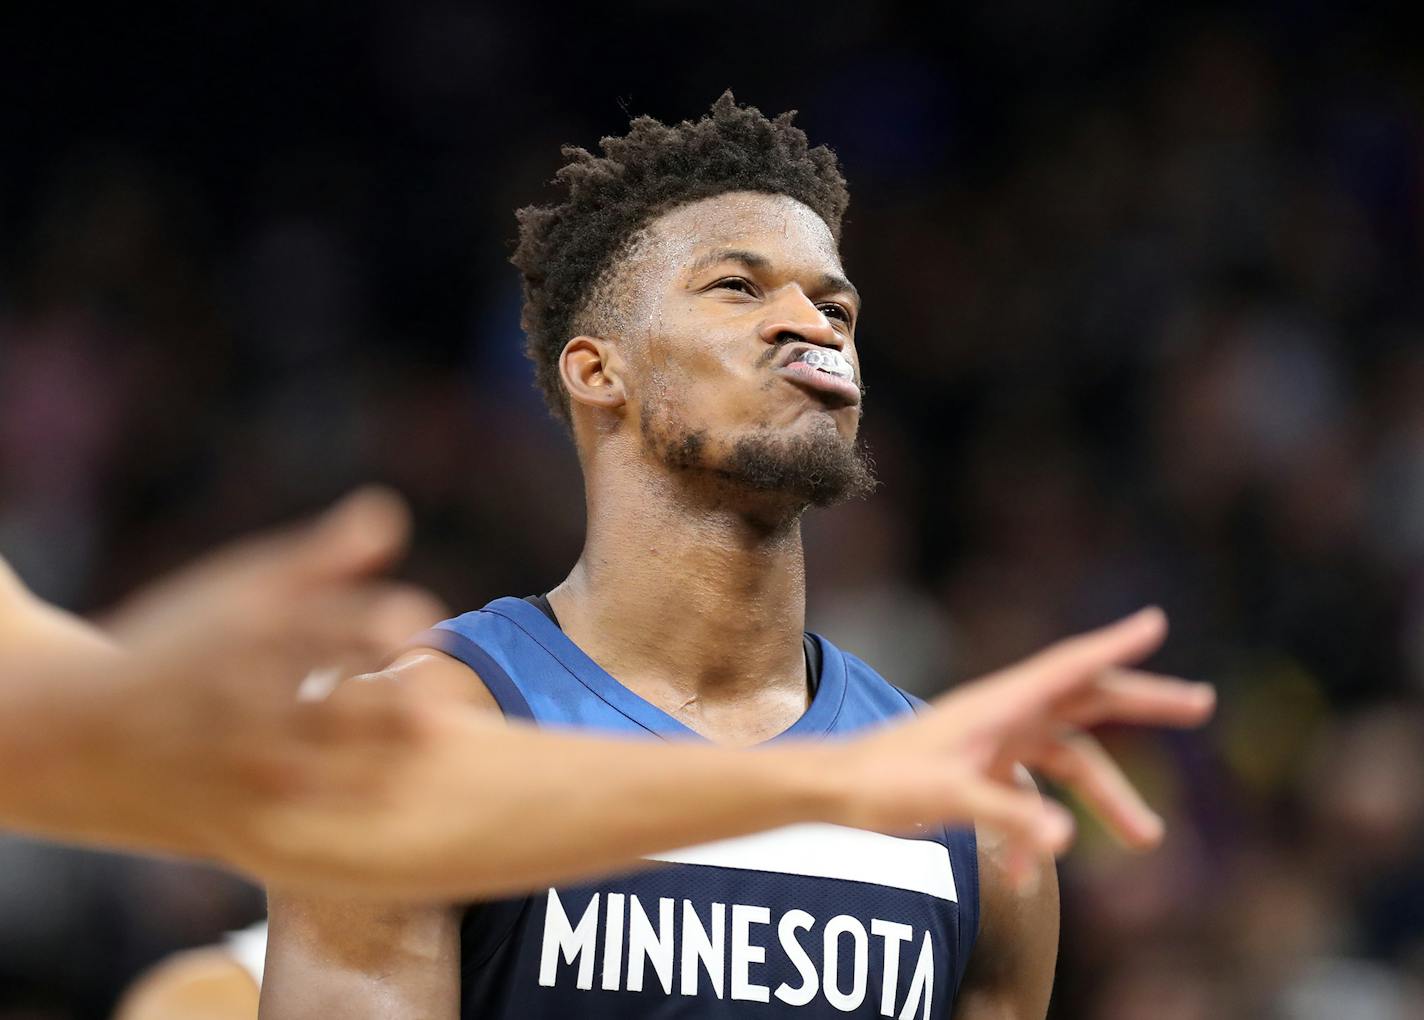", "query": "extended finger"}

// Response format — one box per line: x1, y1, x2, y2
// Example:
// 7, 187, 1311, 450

1019, 606, 1168, 688
350, 582, 447, 653
272, 487, 412, 587
950, 775, 1076, 857
1029, 730, 1165, 850
1057, 669, 1216, 729
953, 607, 1171, 726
